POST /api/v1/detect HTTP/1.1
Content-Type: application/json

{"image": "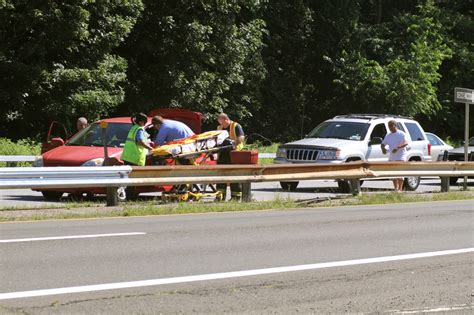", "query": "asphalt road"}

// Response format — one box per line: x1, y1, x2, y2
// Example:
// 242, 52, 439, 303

1, 178, 472, 208
0, 200, 472, 313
